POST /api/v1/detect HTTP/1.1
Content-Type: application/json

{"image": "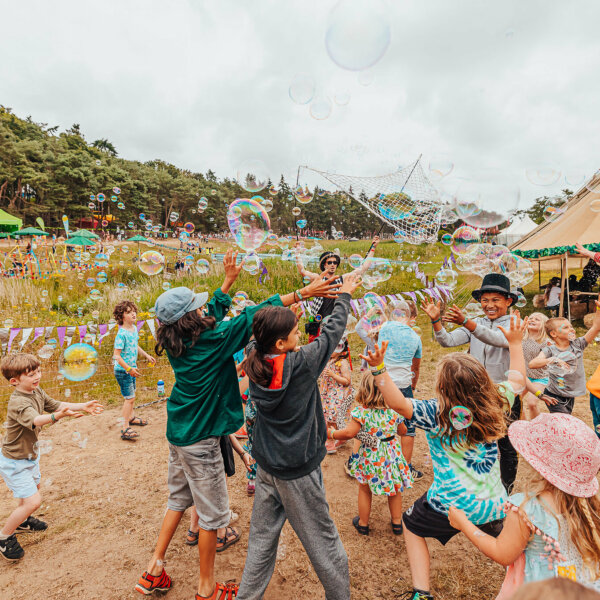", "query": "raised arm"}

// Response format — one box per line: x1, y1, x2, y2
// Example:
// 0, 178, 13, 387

295, 242, 319, 281
529, 350, 550, 370
584, 294, 600, 344
349, 236, 380, 276
575, 241, 598, 262
422, 299, 471, 347
497, 314, 528, 385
